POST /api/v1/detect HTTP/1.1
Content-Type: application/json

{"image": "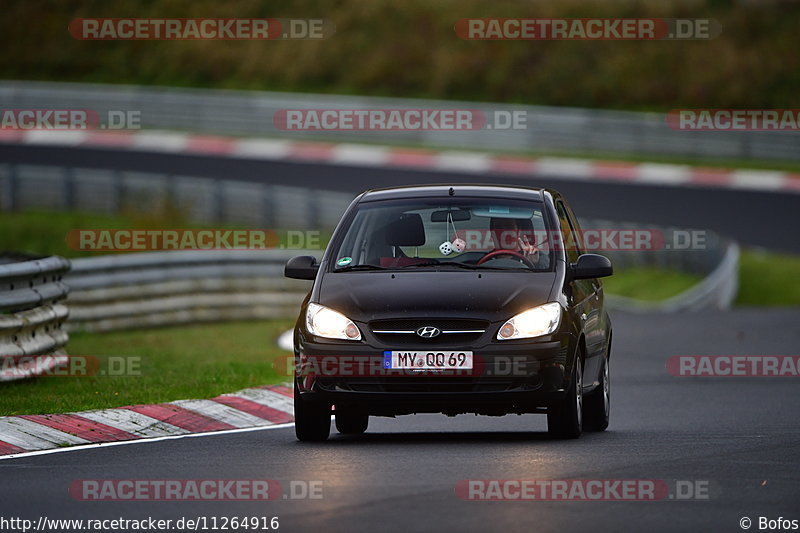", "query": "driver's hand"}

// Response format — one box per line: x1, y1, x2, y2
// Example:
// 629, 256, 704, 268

519, 235, 540, 263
